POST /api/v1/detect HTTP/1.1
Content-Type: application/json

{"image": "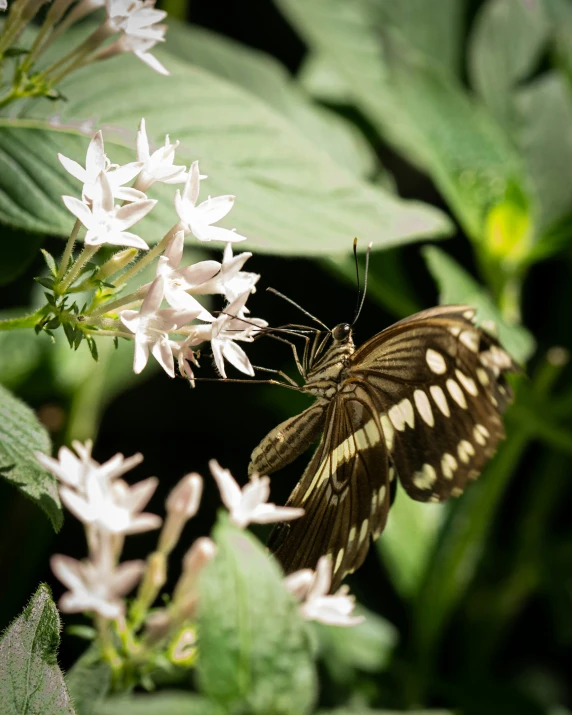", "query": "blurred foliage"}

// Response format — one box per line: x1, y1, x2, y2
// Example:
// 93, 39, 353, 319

1, 0, 572, 713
